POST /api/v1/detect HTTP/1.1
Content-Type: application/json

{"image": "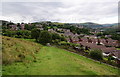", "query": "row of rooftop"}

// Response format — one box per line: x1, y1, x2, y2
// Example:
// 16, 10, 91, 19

68, 36, 120, 63
47, 28, 120, 63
